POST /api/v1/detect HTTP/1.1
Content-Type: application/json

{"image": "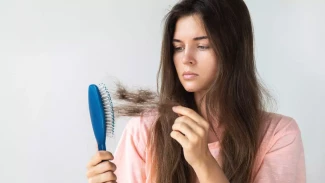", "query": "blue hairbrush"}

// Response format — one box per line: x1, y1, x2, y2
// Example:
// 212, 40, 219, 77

88, 83, 115, 151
